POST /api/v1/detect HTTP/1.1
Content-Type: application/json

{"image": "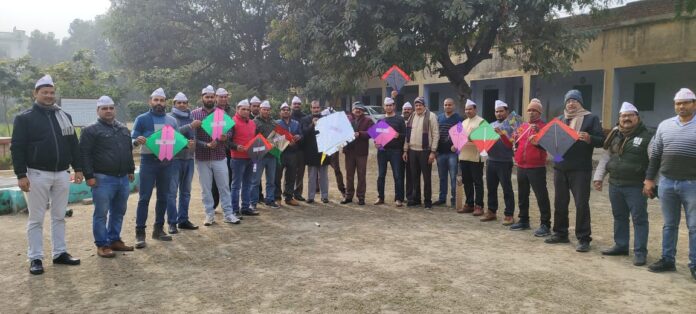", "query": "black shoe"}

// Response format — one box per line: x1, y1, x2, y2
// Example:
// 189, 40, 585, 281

135, 227, 147, 249
152, 225, 172, 241
241, 208, 260, 216
168, 224, 179, 234
306, 199, 315, 204
544, 234, 570, 244
265, 202, 280, 209
576, 241, 591, 252
690, 267, 696, 280
407, 201, 422, 207
432, 200, 446, 206
601, 246, 629, 256
510, 222, 531, 231
322, 198, 329, 204
295, 195, 306, 202
633, 255, 647, 266
424, 202, 432, 209
340, 198, 353, 204
178, 220, 199, 230
233, 211, 245, 220
534, 224, 551, 237
29, 259, 43, 275
648, 258, 676, 273
53, 252, 80, 265
358, 199, 365, 205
